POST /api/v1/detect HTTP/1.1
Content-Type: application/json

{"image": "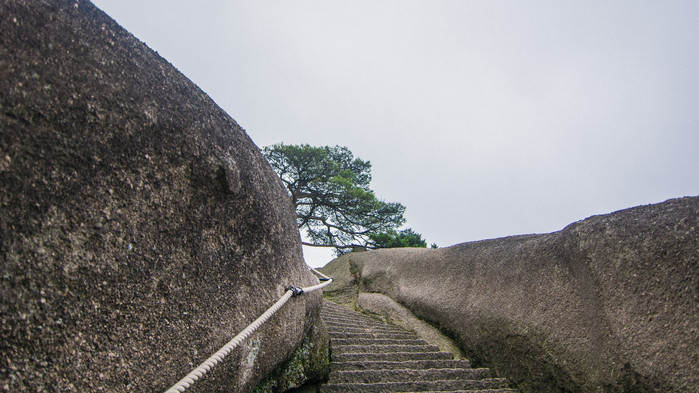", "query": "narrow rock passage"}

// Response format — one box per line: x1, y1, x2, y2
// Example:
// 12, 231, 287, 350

320, 300, 517, 393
